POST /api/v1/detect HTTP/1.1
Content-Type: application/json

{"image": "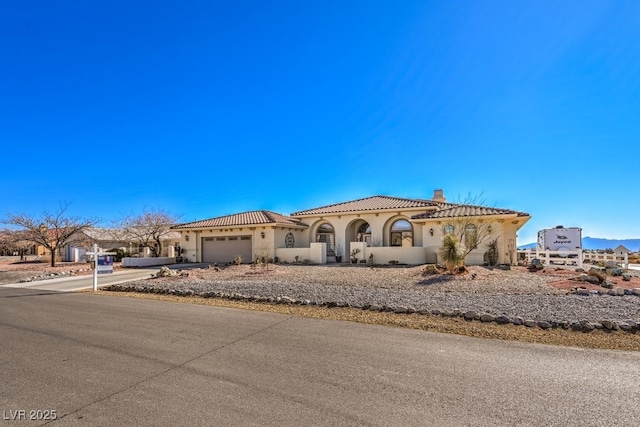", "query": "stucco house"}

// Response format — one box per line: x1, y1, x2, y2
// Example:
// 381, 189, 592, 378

48, 228, 181, 262
613, 245, 631, 258
172, 190, 530, 266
